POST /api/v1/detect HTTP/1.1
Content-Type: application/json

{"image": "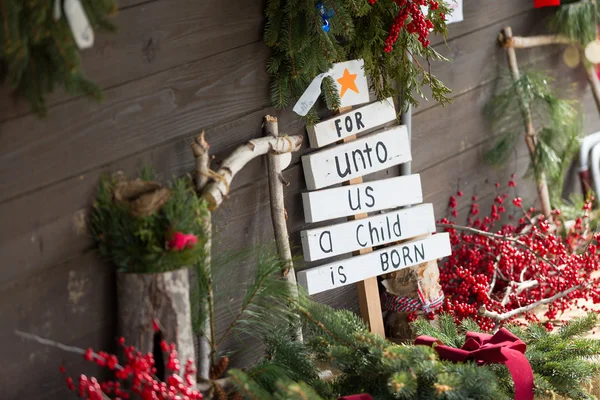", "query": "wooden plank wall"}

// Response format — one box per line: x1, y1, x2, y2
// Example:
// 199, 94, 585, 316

1, 1, 600, 398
